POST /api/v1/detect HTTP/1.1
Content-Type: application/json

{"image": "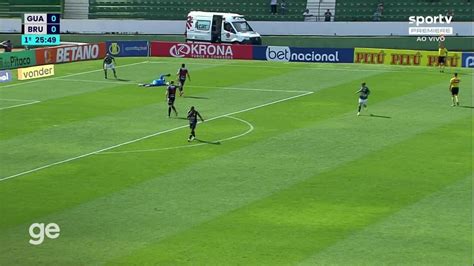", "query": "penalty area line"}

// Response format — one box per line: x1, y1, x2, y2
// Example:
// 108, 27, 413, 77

0, 91, 313, 182
0, 100, 41, 110
0, 61, 149, 89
